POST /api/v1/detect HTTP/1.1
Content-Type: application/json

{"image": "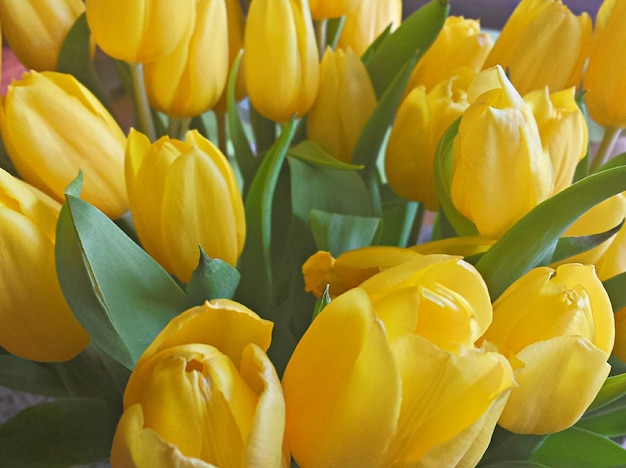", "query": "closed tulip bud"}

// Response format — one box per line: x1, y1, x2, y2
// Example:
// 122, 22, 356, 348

336, 0, 402, 56
284, 265, 515, 466
386, 69, 474, 211
307, 47, 377, 163
125, 129, 245, 283
0, 71, 128, 219
584, 0, 626, 128
244, 0, 319, 122
483, 0, 592, 95
309, 0, 358, 19
450, 66, 553, 238
0, 169, 89, 361
483, 264, 614, 434
111, 300, 286, 467
144, 0, 229, 117
0, 0, 84, 71
84, 0, 195, 64
408, 16, 494, 92
524, 87, 588, 194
